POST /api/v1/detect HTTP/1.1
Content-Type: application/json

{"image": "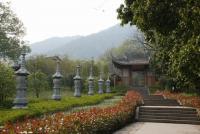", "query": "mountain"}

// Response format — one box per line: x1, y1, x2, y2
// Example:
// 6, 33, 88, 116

30, 36, 82, 55
30, 24, 138, 59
